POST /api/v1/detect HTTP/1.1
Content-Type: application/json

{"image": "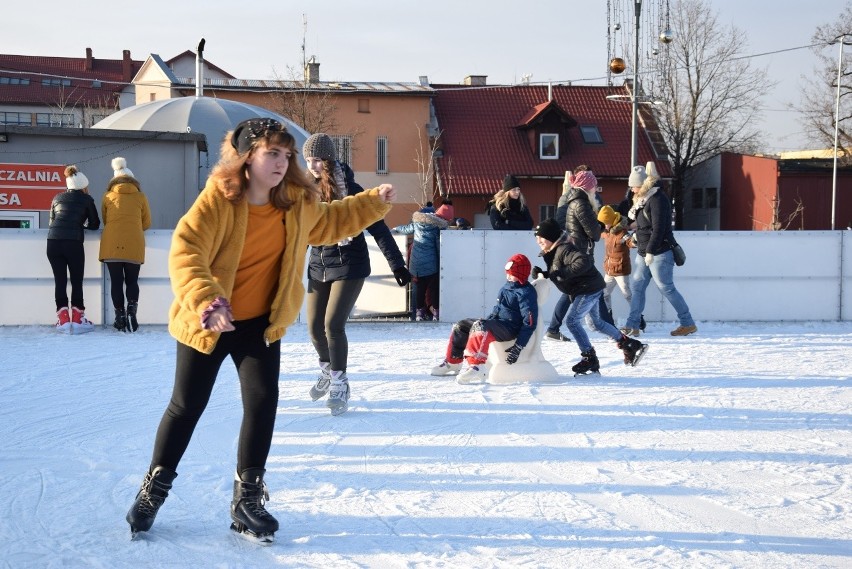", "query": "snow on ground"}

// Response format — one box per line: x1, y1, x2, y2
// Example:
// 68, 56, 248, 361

0, 320, 850, 568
